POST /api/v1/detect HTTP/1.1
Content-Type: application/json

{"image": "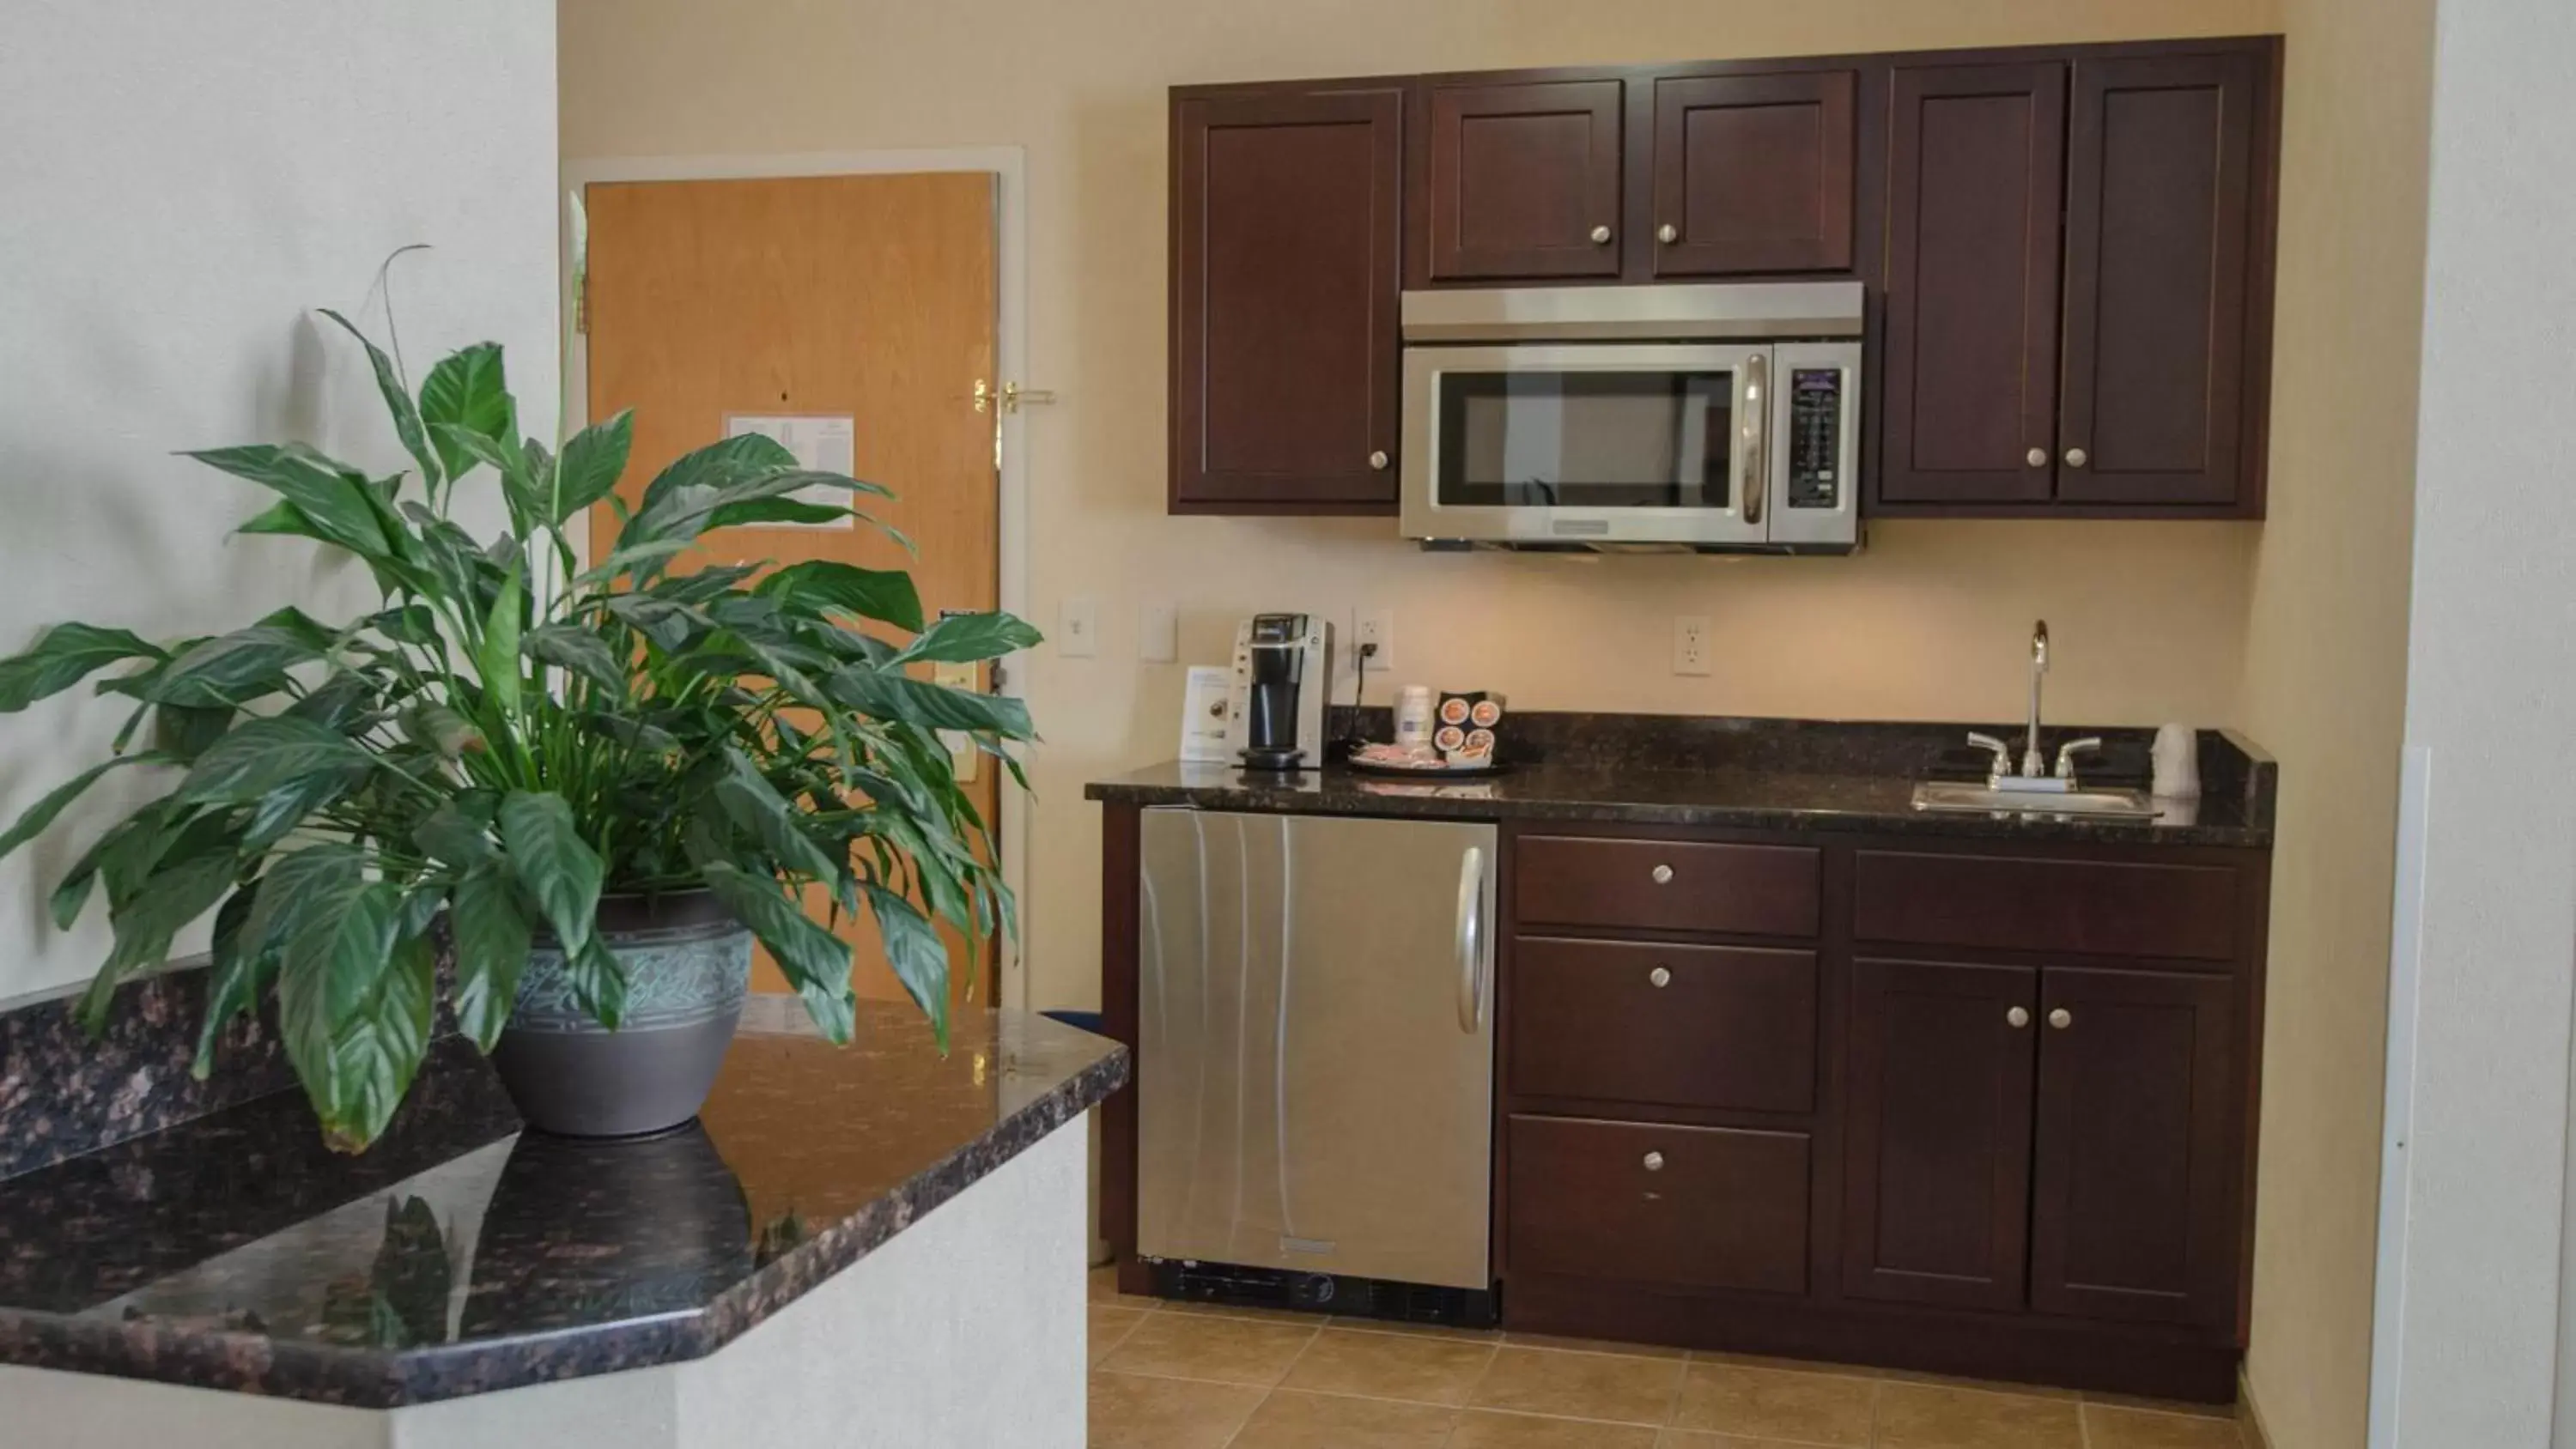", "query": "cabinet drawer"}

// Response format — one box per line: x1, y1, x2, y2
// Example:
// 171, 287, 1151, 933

1508, 1115, 1808, 1293
1852, 851, 2241, 961
1511, 939, 1815, 1112
1516, 837, 1820, 937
